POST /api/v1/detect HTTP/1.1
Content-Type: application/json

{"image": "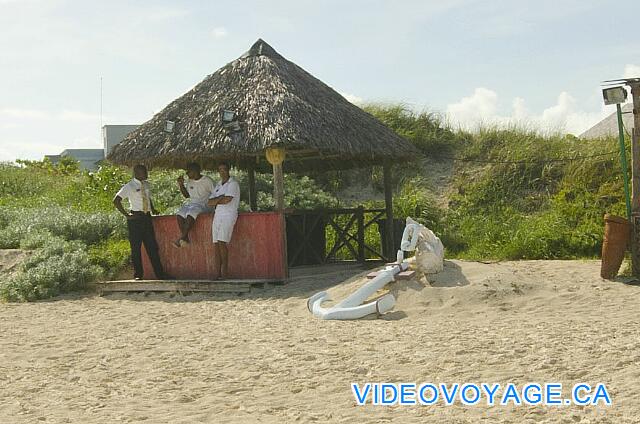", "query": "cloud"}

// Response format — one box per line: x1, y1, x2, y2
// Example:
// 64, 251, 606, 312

512, 97, 527, 120
0, 107, 109, 161
540, 92, 575, 130
446, 87, 498, 124
446, 89, 608, 135
211, 27, 228, 39
0, 108, 49, 119
58, 110, 102, 122
0, 108, 106, 122
147, 7, 189, 21
0, 141, 67, 162
339, 92, 364, 105
0, 134, 104, 162
624, 64, 640, 79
